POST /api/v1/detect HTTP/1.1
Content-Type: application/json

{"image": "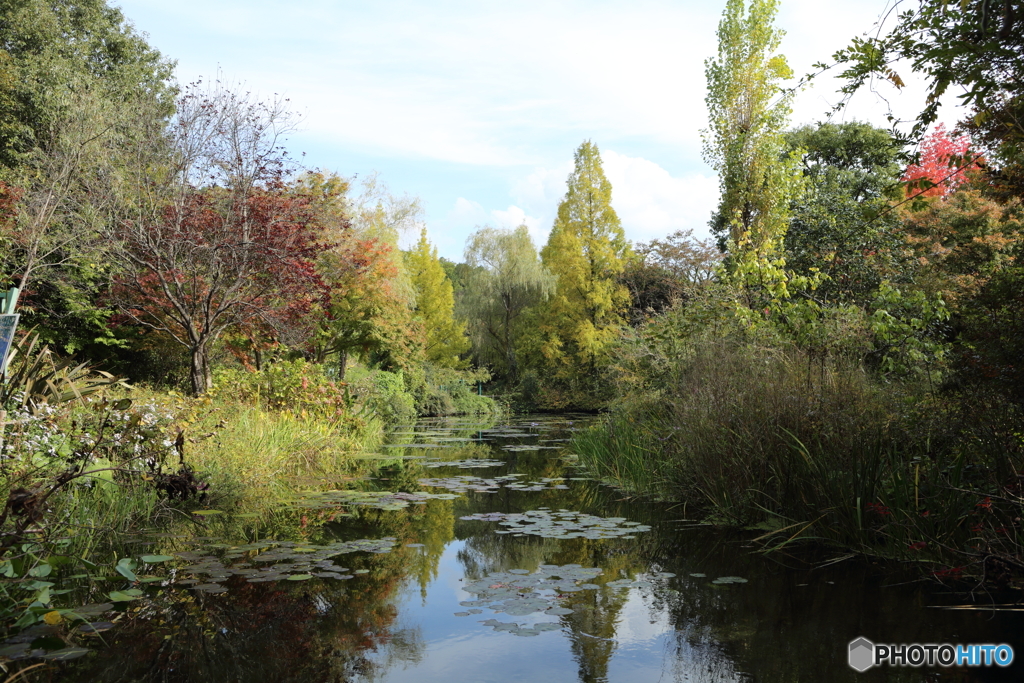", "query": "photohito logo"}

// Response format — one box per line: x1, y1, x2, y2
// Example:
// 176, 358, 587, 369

849, 637, 1014, 671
